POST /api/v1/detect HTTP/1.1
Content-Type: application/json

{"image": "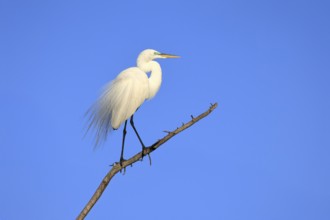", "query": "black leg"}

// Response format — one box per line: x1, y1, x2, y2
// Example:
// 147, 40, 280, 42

130, 114, 146, 156
120, 120, 128, 166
